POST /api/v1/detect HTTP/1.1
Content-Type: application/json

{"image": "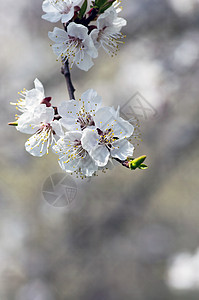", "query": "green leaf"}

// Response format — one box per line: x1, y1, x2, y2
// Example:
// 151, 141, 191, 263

95, 0, 107, 8
99, 1, 114, 13
138, 164, 148, 170
79, 0, 88, 18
